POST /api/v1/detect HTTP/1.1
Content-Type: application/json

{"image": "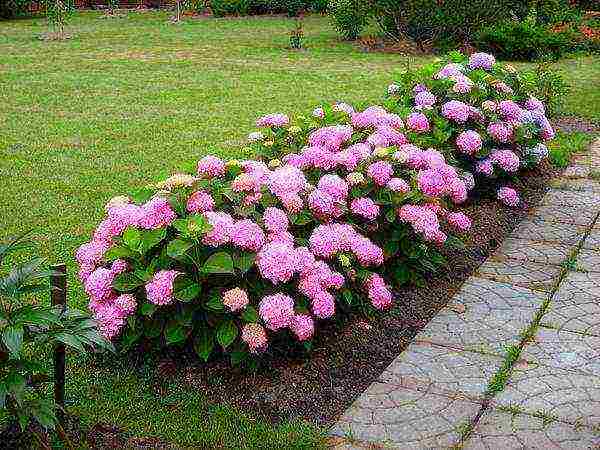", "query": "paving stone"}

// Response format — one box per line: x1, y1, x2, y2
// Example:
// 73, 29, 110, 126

523, 326, 600, 376
562, 165, 591, 179
464, 409, 600, 450
541, 189, 600, 208
475, 258, 562, 292
330, 385, 481, 448
418, 278, 545, 355
509, 219, 587, 245
540, 272, 600, 336
550, 178, 600, 192
489, 238, 572, 266
572, 153, 600, 167
377, 342, 503, 400
583, 228, 600, 251
575, 248, 600, 272
528, 204, 598, 227
493, 362, 600, 427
